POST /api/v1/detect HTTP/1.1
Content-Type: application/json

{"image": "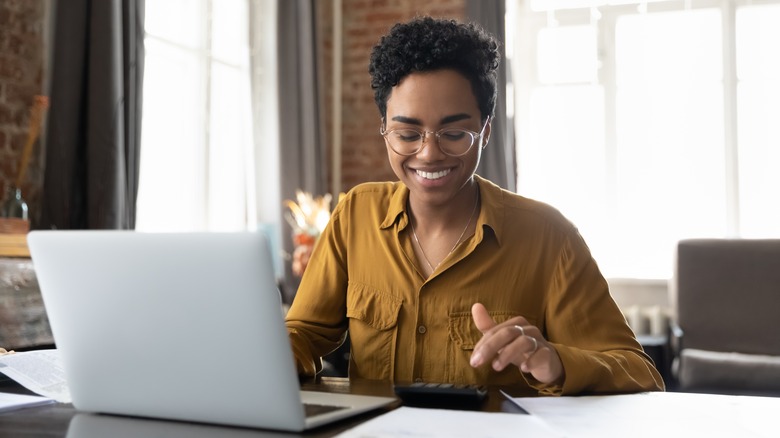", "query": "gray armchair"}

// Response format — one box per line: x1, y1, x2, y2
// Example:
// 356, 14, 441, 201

670, 239, 780, 396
